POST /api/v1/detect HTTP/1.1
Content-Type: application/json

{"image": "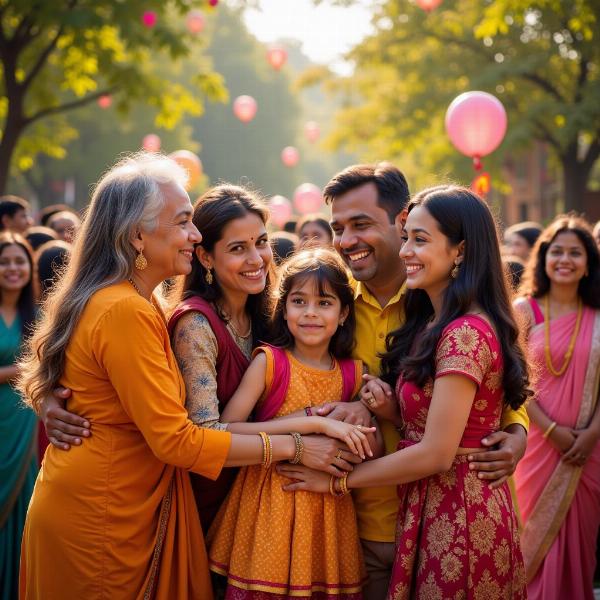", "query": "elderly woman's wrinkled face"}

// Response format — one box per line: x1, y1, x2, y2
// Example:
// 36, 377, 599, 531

141, 183, 201, 280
